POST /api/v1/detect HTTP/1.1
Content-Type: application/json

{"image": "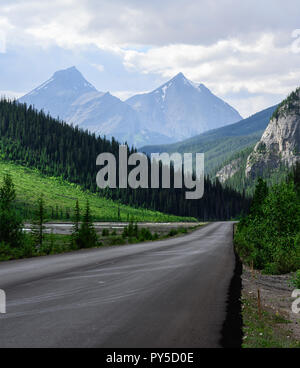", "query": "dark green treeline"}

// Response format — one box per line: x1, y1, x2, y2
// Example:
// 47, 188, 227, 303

0, 99, 250, 220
